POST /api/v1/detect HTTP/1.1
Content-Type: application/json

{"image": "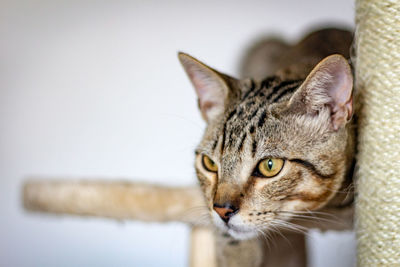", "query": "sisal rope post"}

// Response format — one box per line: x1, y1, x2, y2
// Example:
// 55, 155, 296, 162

355, 0, 400, 265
